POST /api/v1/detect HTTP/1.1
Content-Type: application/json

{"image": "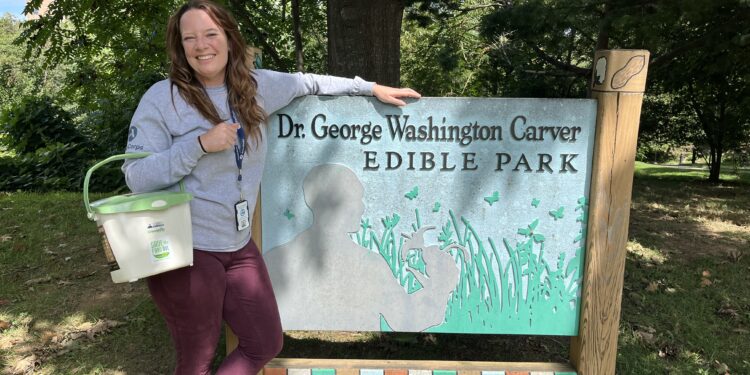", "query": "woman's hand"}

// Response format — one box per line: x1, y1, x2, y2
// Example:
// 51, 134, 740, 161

199, 122, 240, 153
372, 84, 421, 107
